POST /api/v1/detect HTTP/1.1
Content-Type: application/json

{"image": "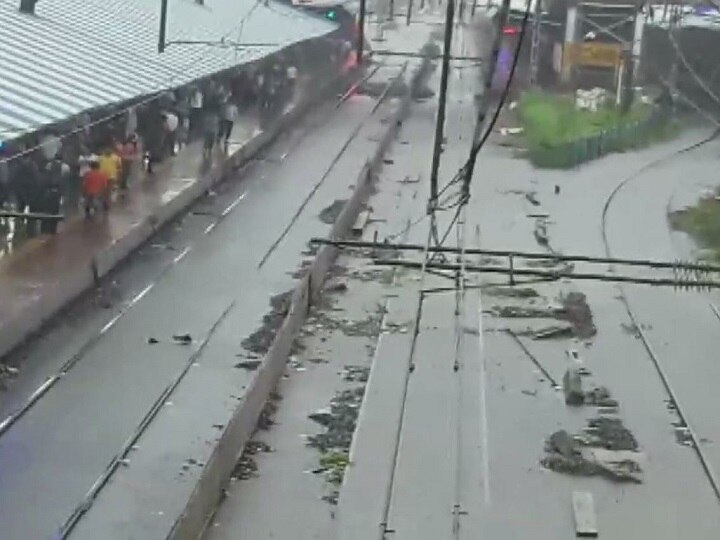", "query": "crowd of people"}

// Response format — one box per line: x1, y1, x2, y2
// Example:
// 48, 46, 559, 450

0, 52, 308, 235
